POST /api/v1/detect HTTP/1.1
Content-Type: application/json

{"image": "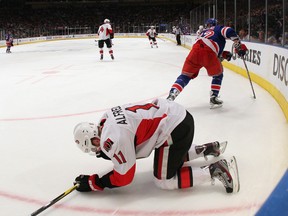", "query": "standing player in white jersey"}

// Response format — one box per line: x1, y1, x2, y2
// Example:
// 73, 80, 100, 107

146, 26, 158, 48
97, 18, 114, 60
73, 98, 239, 193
